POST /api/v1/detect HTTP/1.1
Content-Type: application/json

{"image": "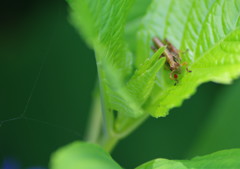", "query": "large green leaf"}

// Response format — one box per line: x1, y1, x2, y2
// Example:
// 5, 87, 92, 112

127, 47, 166, 106
137, 0, 240, 117
136, 149, 240, 169
50, 142, 122, 169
